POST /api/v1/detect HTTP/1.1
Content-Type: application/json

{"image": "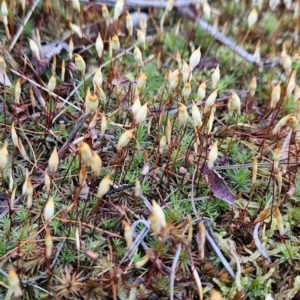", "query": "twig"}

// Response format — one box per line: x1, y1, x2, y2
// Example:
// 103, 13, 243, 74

191, 169, 235, 277
10, 69, 81, 111
9, 0, 41, 52
212, 161, 299, 170
79, 0, 194, 8
170, 244, 182, 300
205, 228, 235, 277
179, 7, 264, 68
119, 220, 150, 265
